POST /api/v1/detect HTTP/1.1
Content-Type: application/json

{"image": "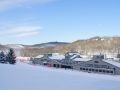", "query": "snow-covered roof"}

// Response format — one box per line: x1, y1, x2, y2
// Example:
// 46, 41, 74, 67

36, 53, 65, 60
68, 52, 80, 56
16, 57, 30, 61
70, 54, 79, 59
49, 54, 65, 60
73, 58, 90, 62
36, 55, 44, 58
103, 60, 120, 68
80, 55, 88, 58
73, 57, 120, 67
65, 52, 81, 60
